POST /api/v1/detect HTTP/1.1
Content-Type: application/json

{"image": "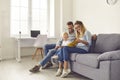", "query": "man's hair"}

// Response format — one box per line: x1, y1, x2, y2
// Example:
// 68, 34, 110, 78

67, 21, 73, 26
